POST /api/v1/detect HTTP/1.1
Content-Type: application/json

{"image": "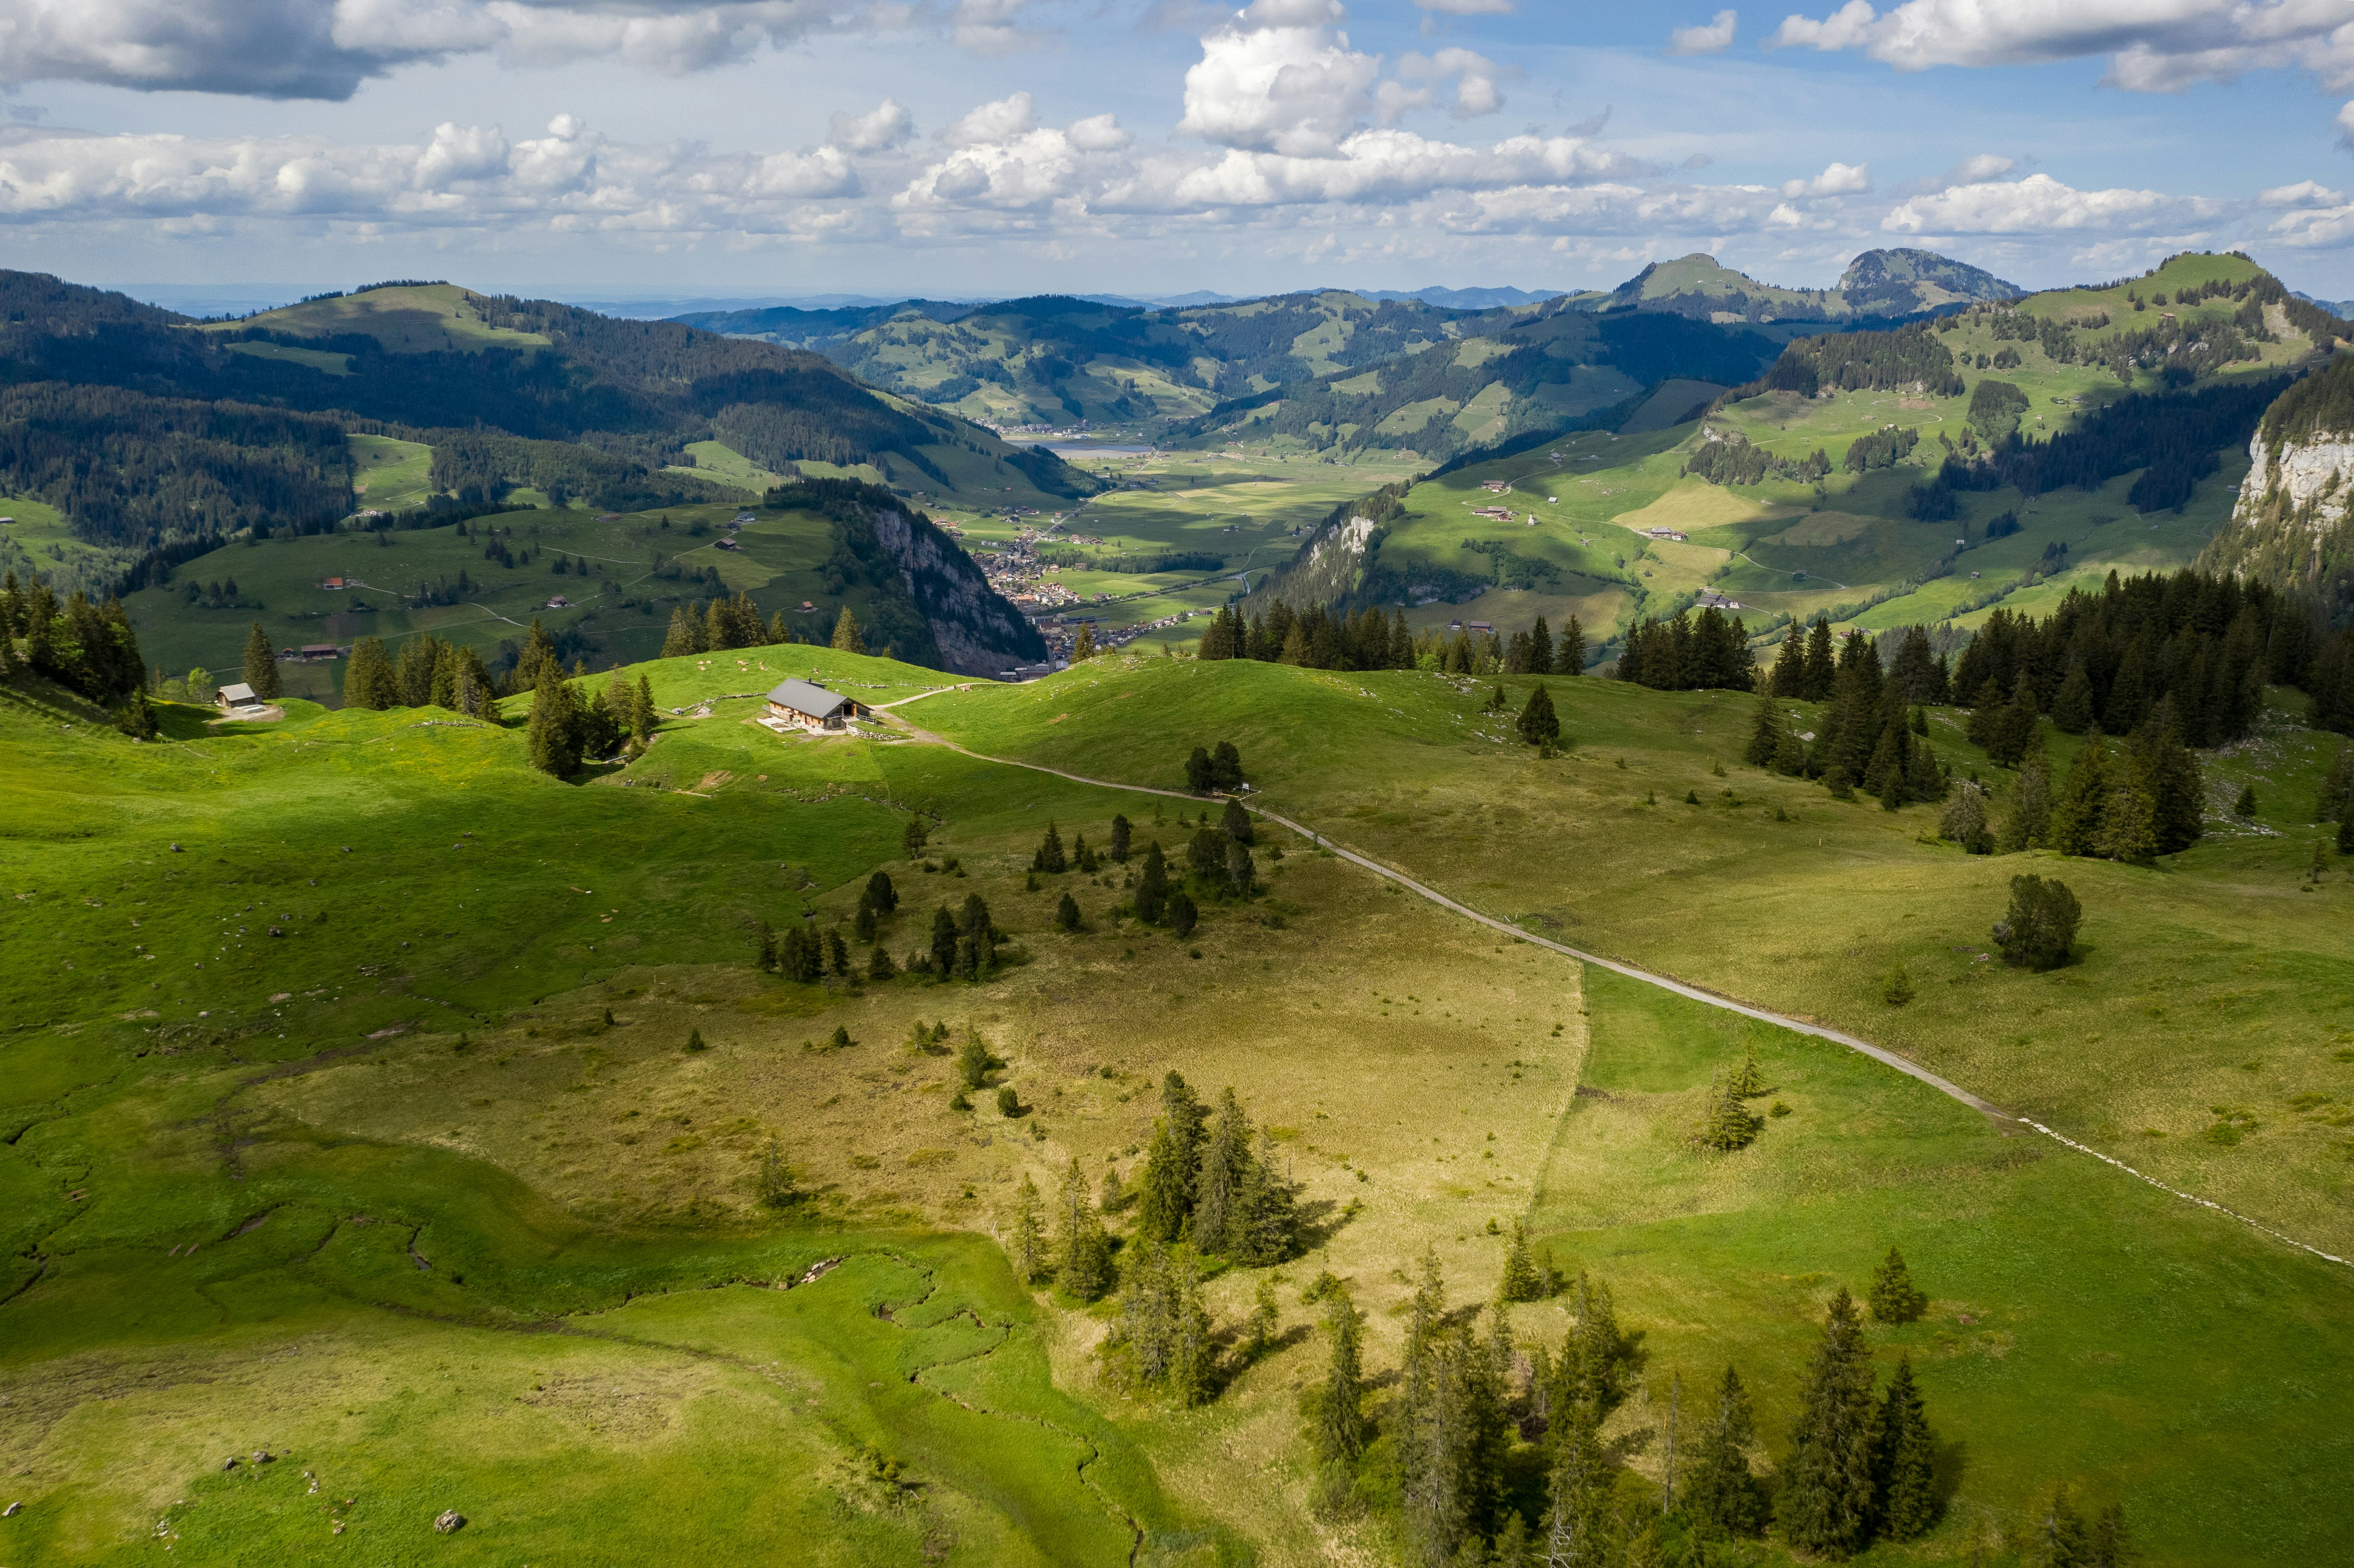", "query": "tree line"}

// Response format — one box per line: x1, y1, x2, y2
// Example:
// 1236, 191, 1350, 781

1911, 375, 2287, 518
1198, 600, 1588, 677
0, 573, 146, 706
1290, 1241, 2052, 1567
